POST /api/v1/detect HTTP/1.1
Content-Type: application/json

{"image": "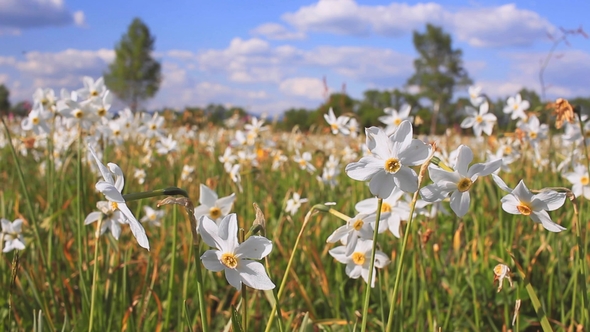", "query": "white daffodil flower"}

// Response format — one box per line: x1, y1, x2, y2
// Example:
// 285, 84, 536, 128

518, 115, 548, 148
140, 206, 165, 227
355, 187, 410, 238
88, 145, 150, 250
21, 103, 52, 135
503, 93, 529, 120
293, 150, 316, 173
194, 184, 236, 223
421, 145, 502, 218
77, 76, 106, 100
345, 121, 431, 198
326, 213, 388, 256
1, 218, 26, 252
324, 108, 350, 135
378, 105, 414, 135
84, 201, 126, 239
563, 164, 590, 199
460, 101, 497, 137
492, 175, 567, 232
285, 192, 308, 215
198, 214, 275, 291
329, 238, 390, 288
